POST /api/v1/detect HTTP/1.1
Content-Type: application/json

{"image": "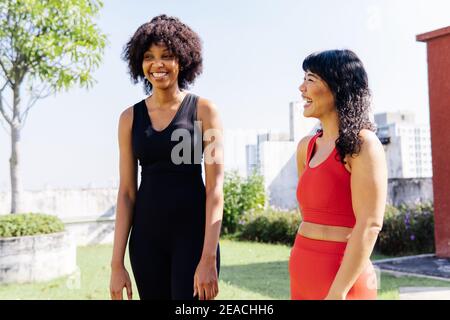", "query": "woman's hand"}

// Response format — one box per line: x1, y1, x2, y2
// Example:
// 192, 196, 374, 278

324, 291, 346, 300
193, 256, 219, 300
110, 265, 133, 300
